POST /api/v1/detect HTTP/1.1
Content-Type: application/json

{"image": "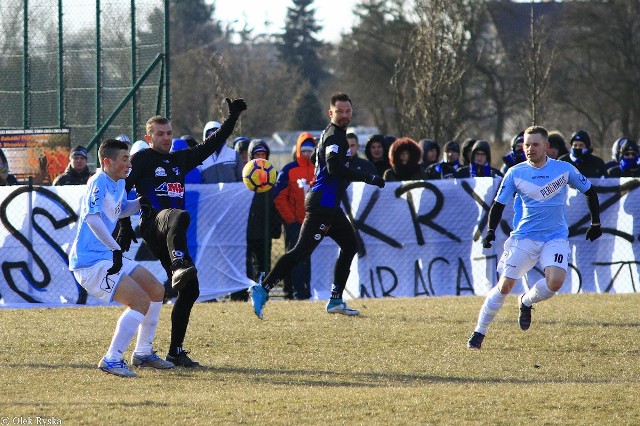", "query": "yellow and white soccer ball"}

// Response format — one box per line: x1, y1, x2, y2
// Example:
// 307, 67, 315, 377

242, 158, 277, 193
